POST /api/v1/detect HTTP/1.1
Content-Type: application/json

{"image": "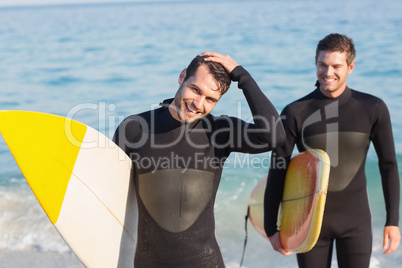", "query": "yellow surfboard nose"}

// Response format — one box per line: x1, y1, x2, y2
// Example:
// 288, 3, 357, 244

0, 111, 87, 223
